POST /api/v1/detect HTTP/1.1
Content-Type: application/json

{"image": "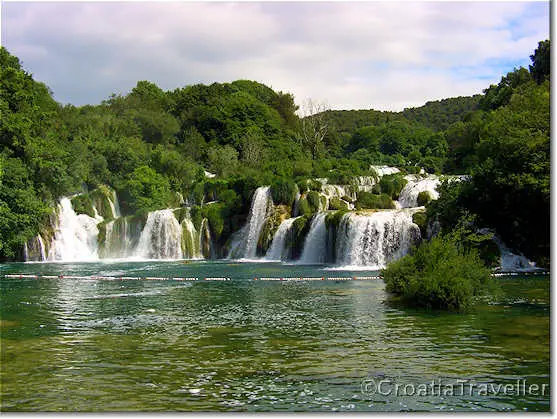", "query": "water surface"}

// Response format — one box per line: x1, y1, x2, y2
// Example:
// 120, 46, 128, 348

0, 261, 549, 411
